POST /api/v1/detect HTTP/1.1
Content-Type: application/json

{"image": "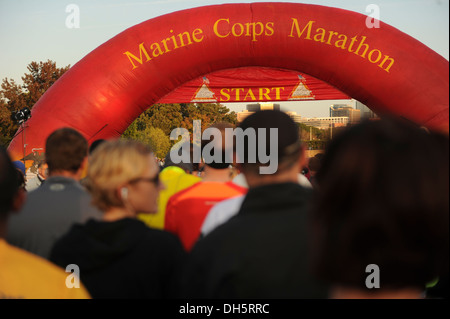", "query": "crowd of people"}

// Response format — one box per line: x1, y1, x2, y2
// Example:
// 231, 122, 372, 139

0, 109, 448, 299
